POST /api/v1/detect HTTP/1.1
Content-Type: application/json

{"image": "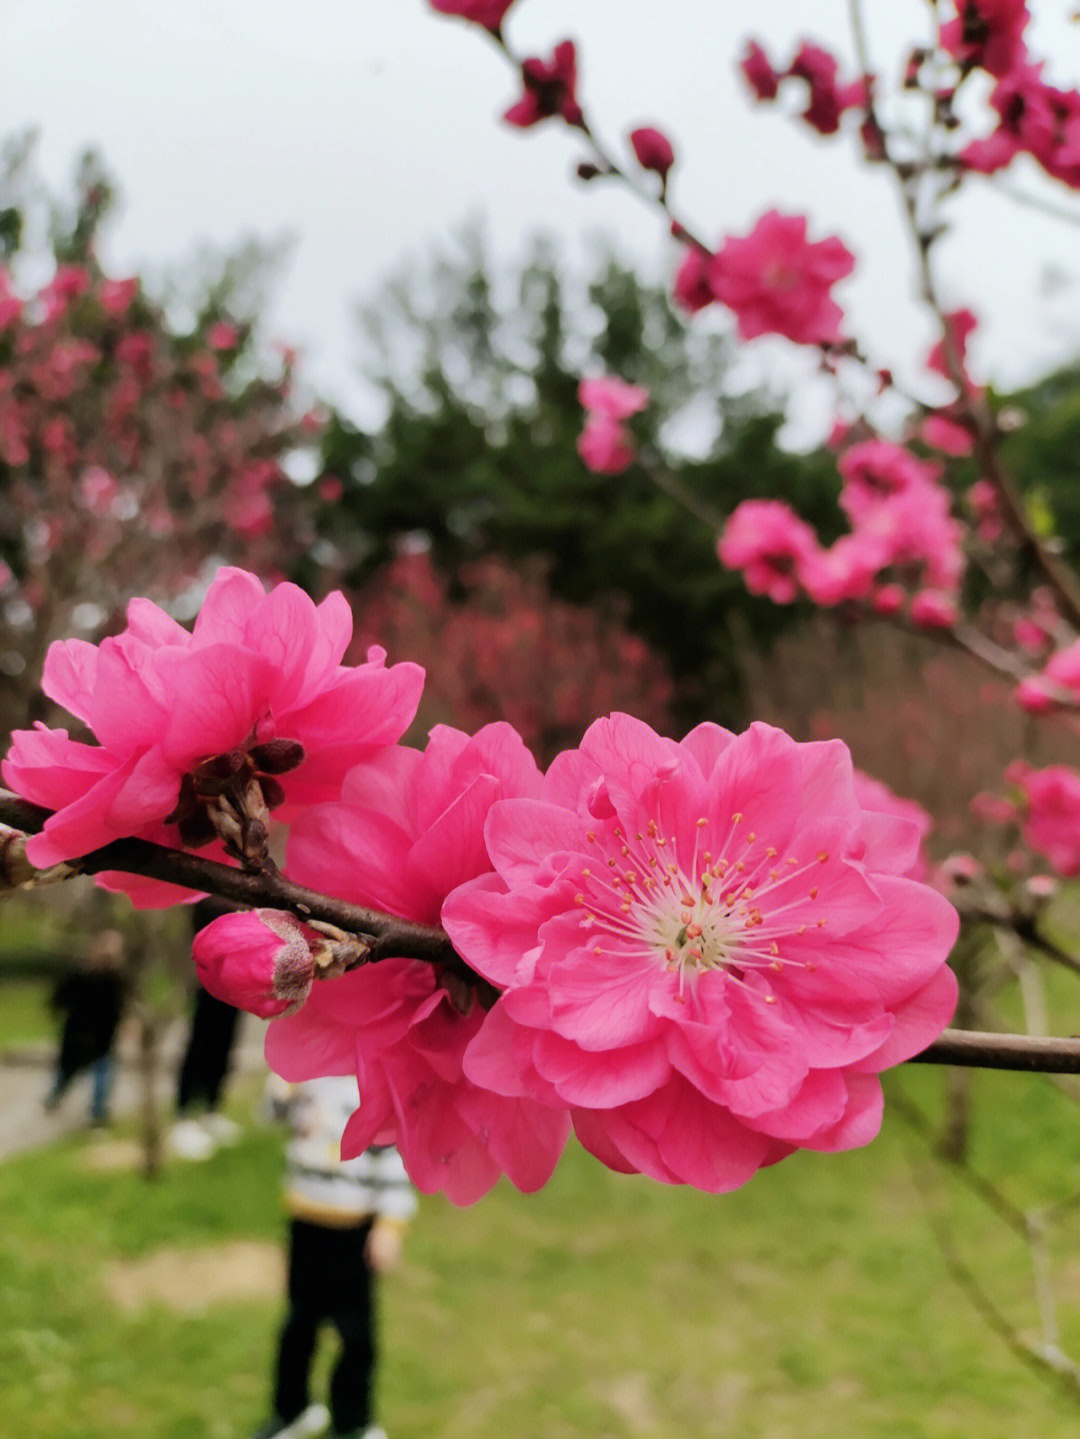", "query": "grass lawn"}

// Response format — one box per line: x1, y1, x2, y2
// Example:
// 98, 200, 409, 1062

5, 1062, 1080, 1437
0, 976, 54, 1052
